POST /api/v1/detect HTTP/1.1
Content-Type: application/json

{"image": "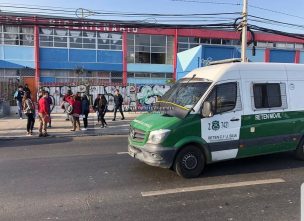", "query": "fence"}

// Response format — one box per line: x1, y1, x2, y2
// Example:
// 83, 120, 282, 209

40, 83, 172, 112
